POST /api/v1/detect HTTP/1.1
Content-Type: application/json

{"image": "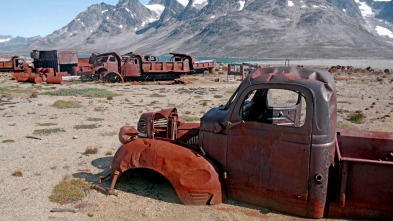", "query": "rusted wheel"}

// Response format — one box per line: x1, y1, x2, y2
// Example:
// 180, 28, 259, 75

104, 72, 123, 83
